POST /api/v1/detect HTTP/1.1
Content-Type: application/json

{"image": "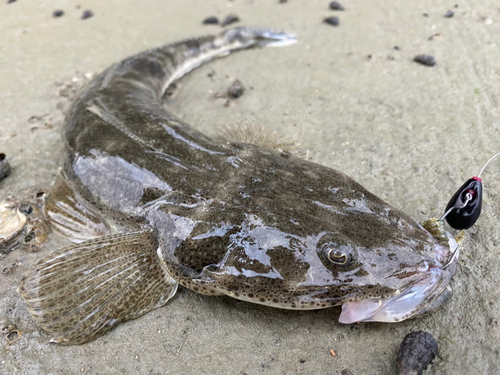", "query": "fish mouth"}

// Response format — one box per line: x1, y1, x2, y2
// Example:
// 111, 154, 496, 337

339, 232, 459, 324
